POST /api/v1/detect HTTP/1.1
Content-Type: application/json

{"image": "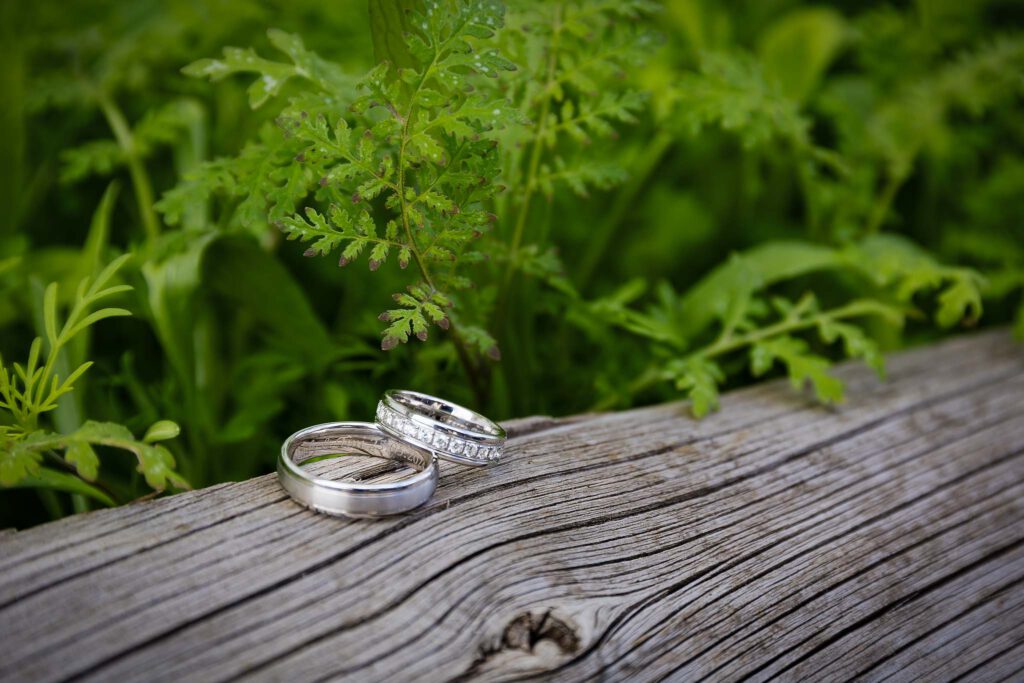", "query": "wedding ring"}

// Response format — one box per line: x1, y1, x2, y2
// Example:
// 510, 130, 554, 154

278, 422, 438, 517
375, 389, 506, 467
